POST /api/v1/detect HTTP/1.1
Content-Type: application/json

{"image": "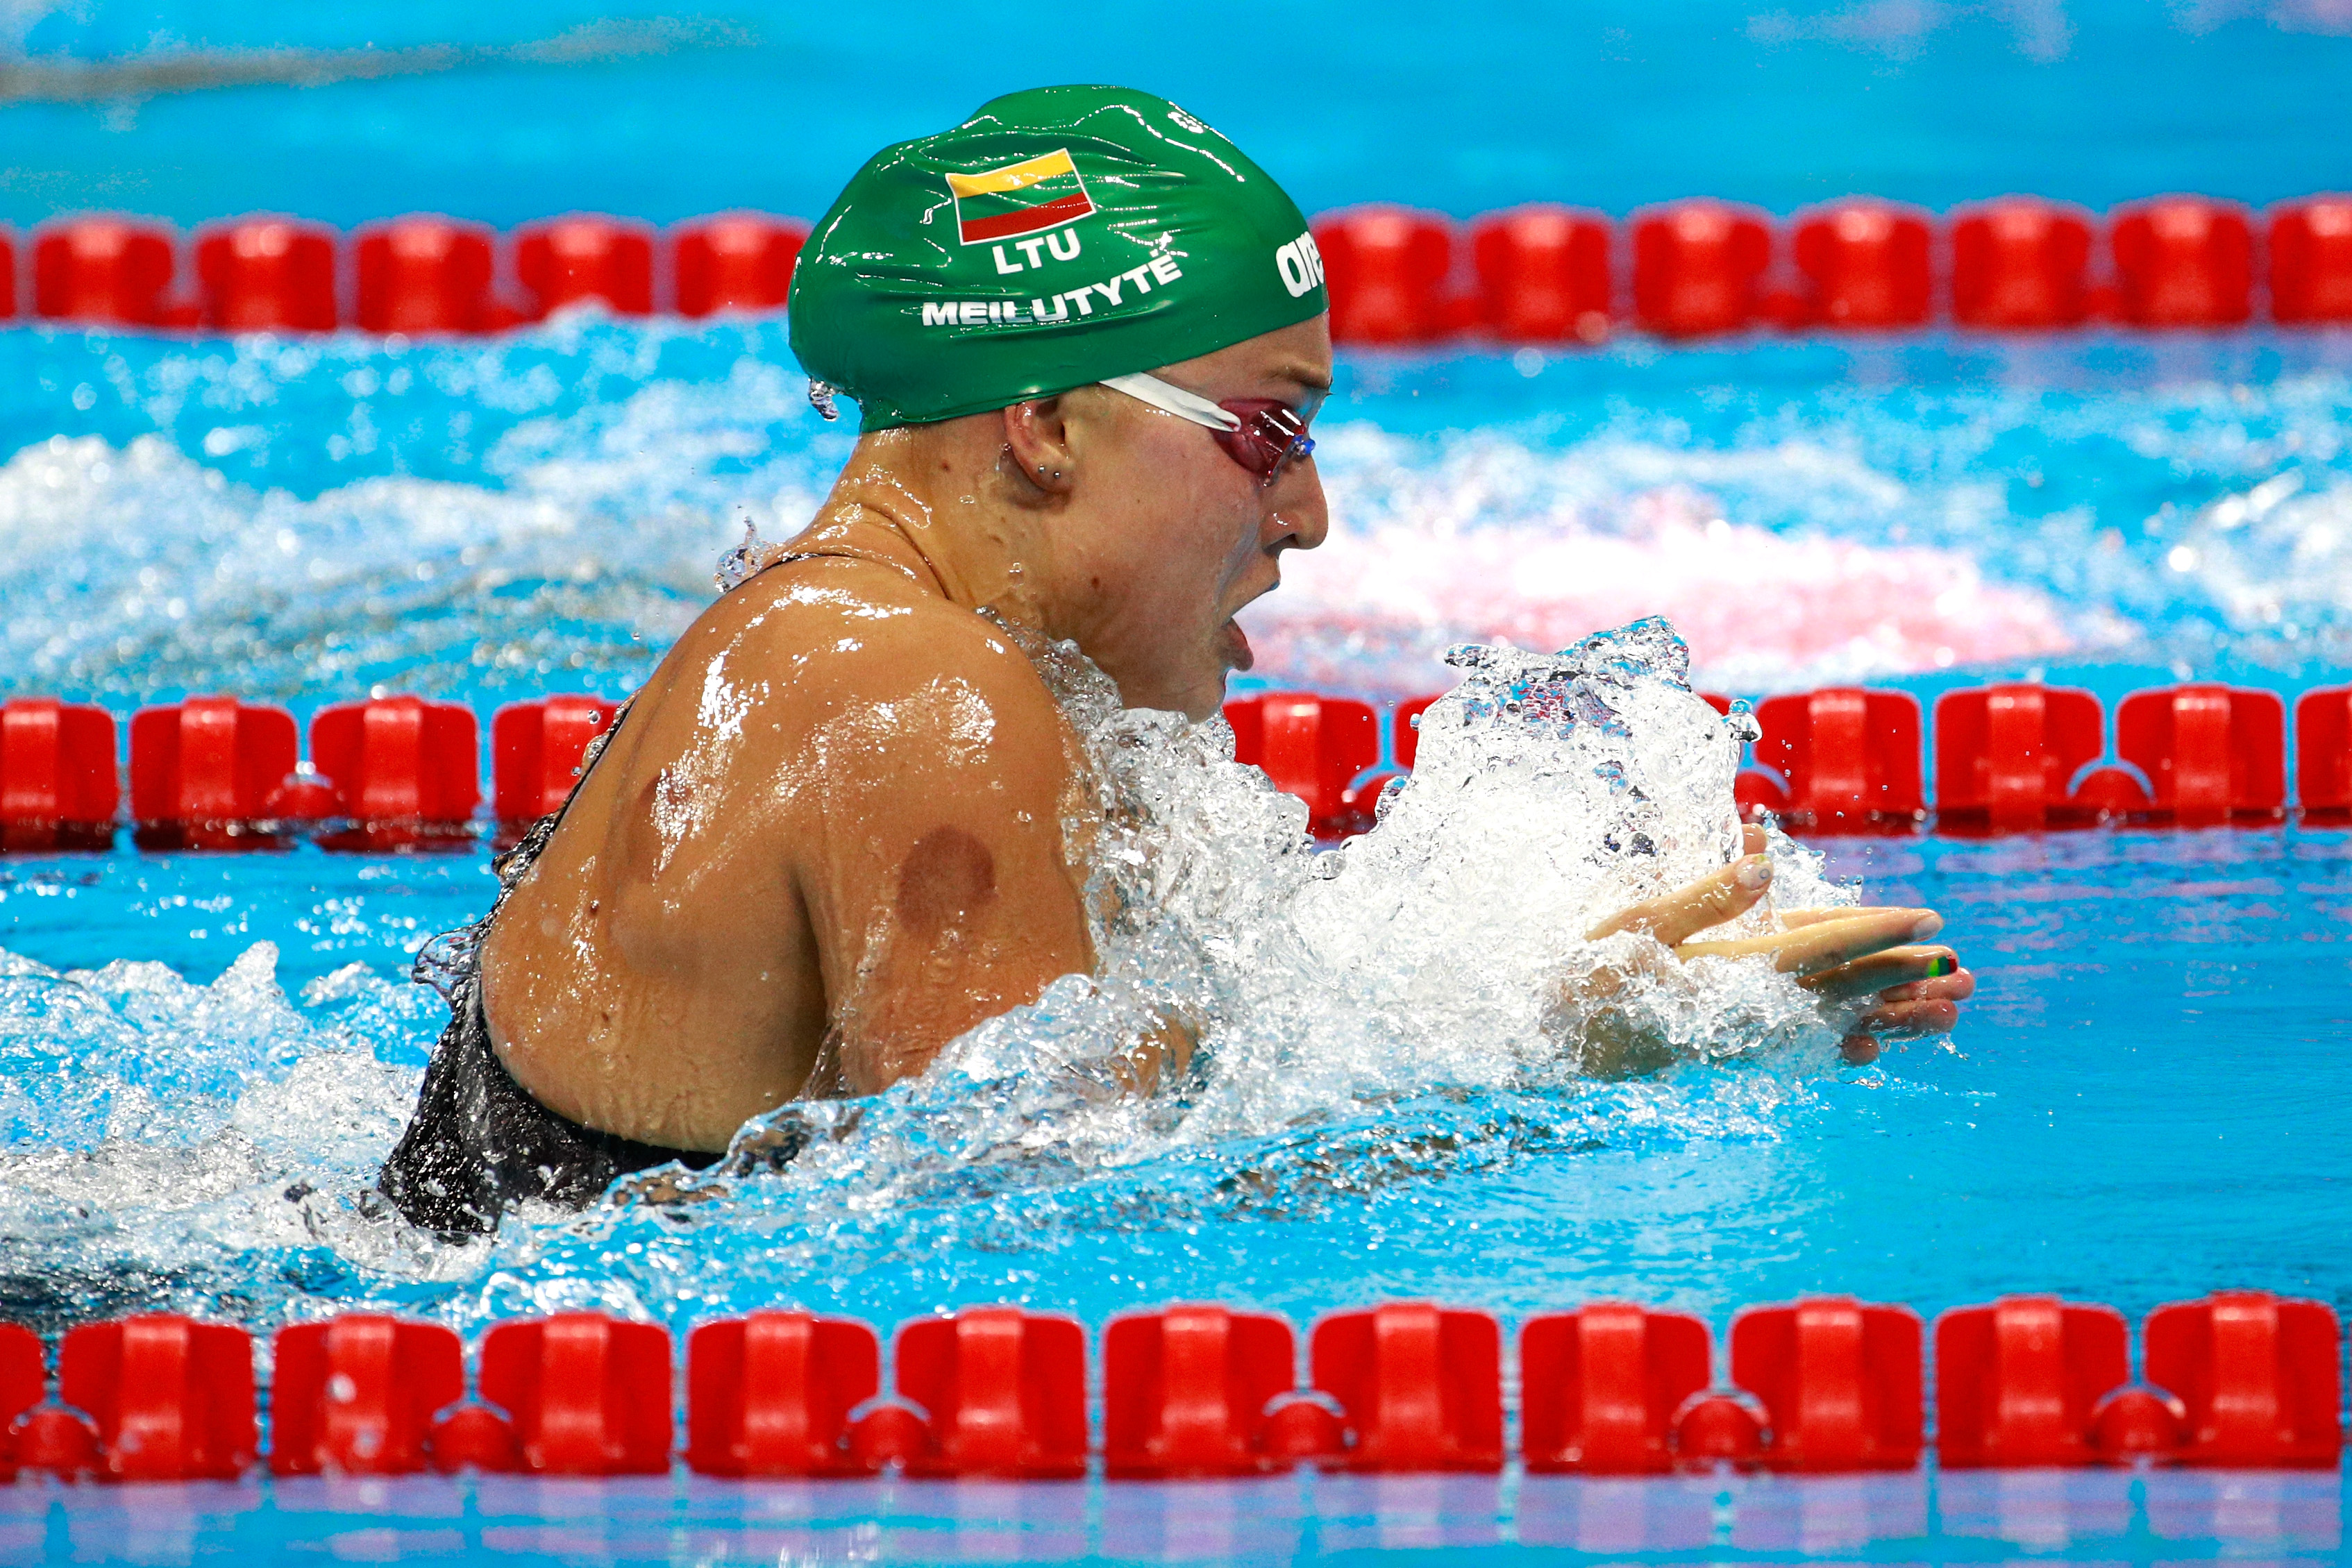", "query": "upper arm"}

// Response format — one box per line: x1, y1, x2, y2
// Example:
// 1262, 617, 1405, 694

782, 611, 1095, 1095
